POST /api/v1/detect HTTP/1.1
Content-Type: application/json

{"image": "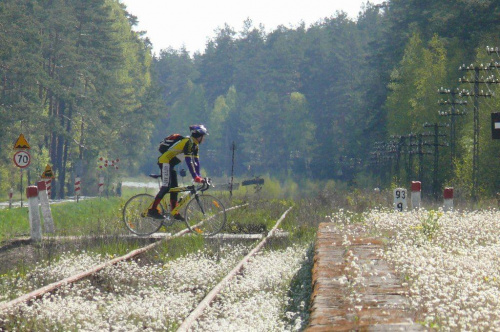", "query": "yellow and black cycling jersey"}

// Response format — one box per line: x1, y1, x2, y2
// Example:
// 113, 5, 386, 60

158, 136, 199, 166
